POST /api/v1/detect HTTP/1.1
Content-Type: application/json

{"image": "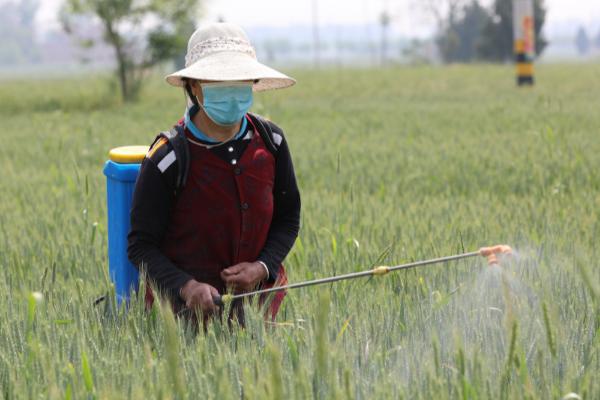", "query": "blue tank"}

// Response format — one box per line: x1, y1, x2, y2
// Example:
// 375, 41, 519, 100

103, 146, 148, 304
